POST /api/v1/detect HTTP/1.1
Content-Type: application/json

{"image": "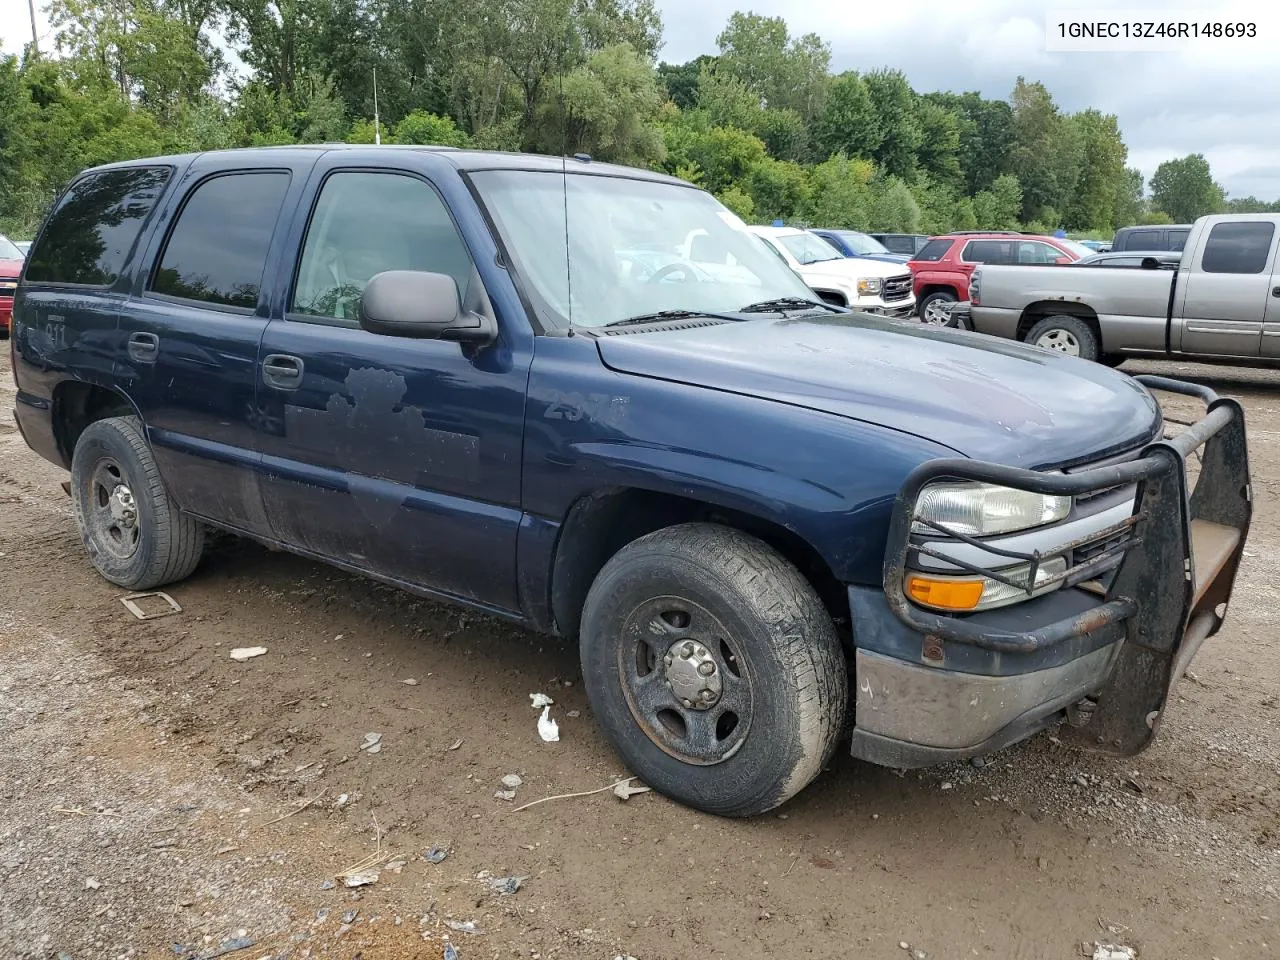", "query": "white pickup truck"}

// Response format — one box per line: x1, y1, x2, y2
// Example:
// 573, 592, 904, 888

966, 214, 1280, 364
